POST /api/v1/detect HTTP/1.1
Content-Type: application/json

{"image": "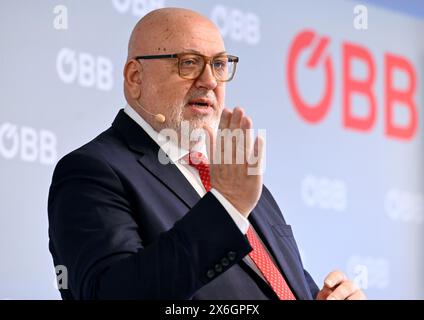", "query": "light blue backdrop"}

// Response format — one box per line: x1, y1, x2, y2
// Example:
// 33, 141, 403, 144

0, 0, 423, 299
